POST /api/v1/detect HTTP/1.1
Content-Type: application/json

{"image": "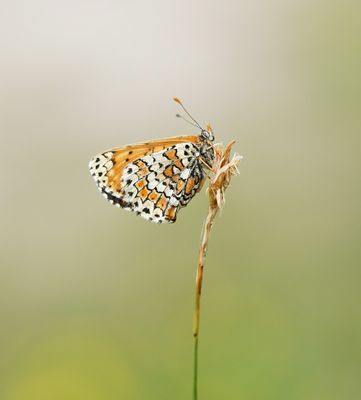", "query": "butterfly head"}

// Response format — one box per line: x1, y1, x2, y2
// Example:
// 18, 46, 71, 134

201, 123, 214, 142
201, 129, 214, 142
